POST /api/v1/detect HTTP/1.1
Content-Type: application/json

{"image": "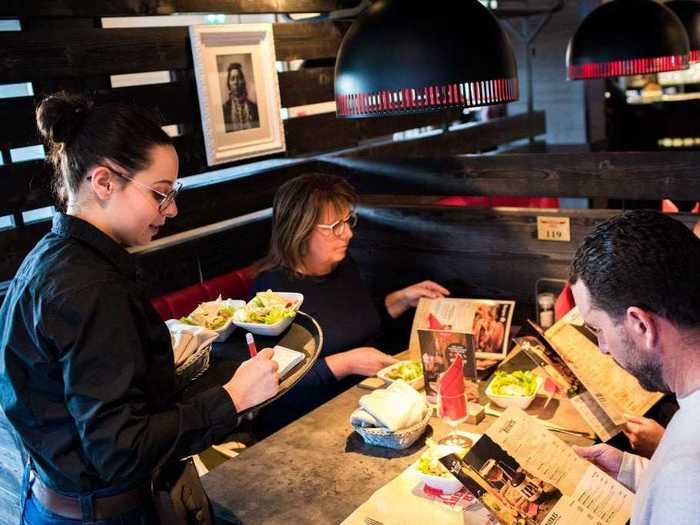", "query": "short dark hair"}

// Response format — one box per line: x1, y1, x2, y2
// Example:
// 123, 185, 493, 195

570, 210, 700, 328
36, 91, 172, 206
